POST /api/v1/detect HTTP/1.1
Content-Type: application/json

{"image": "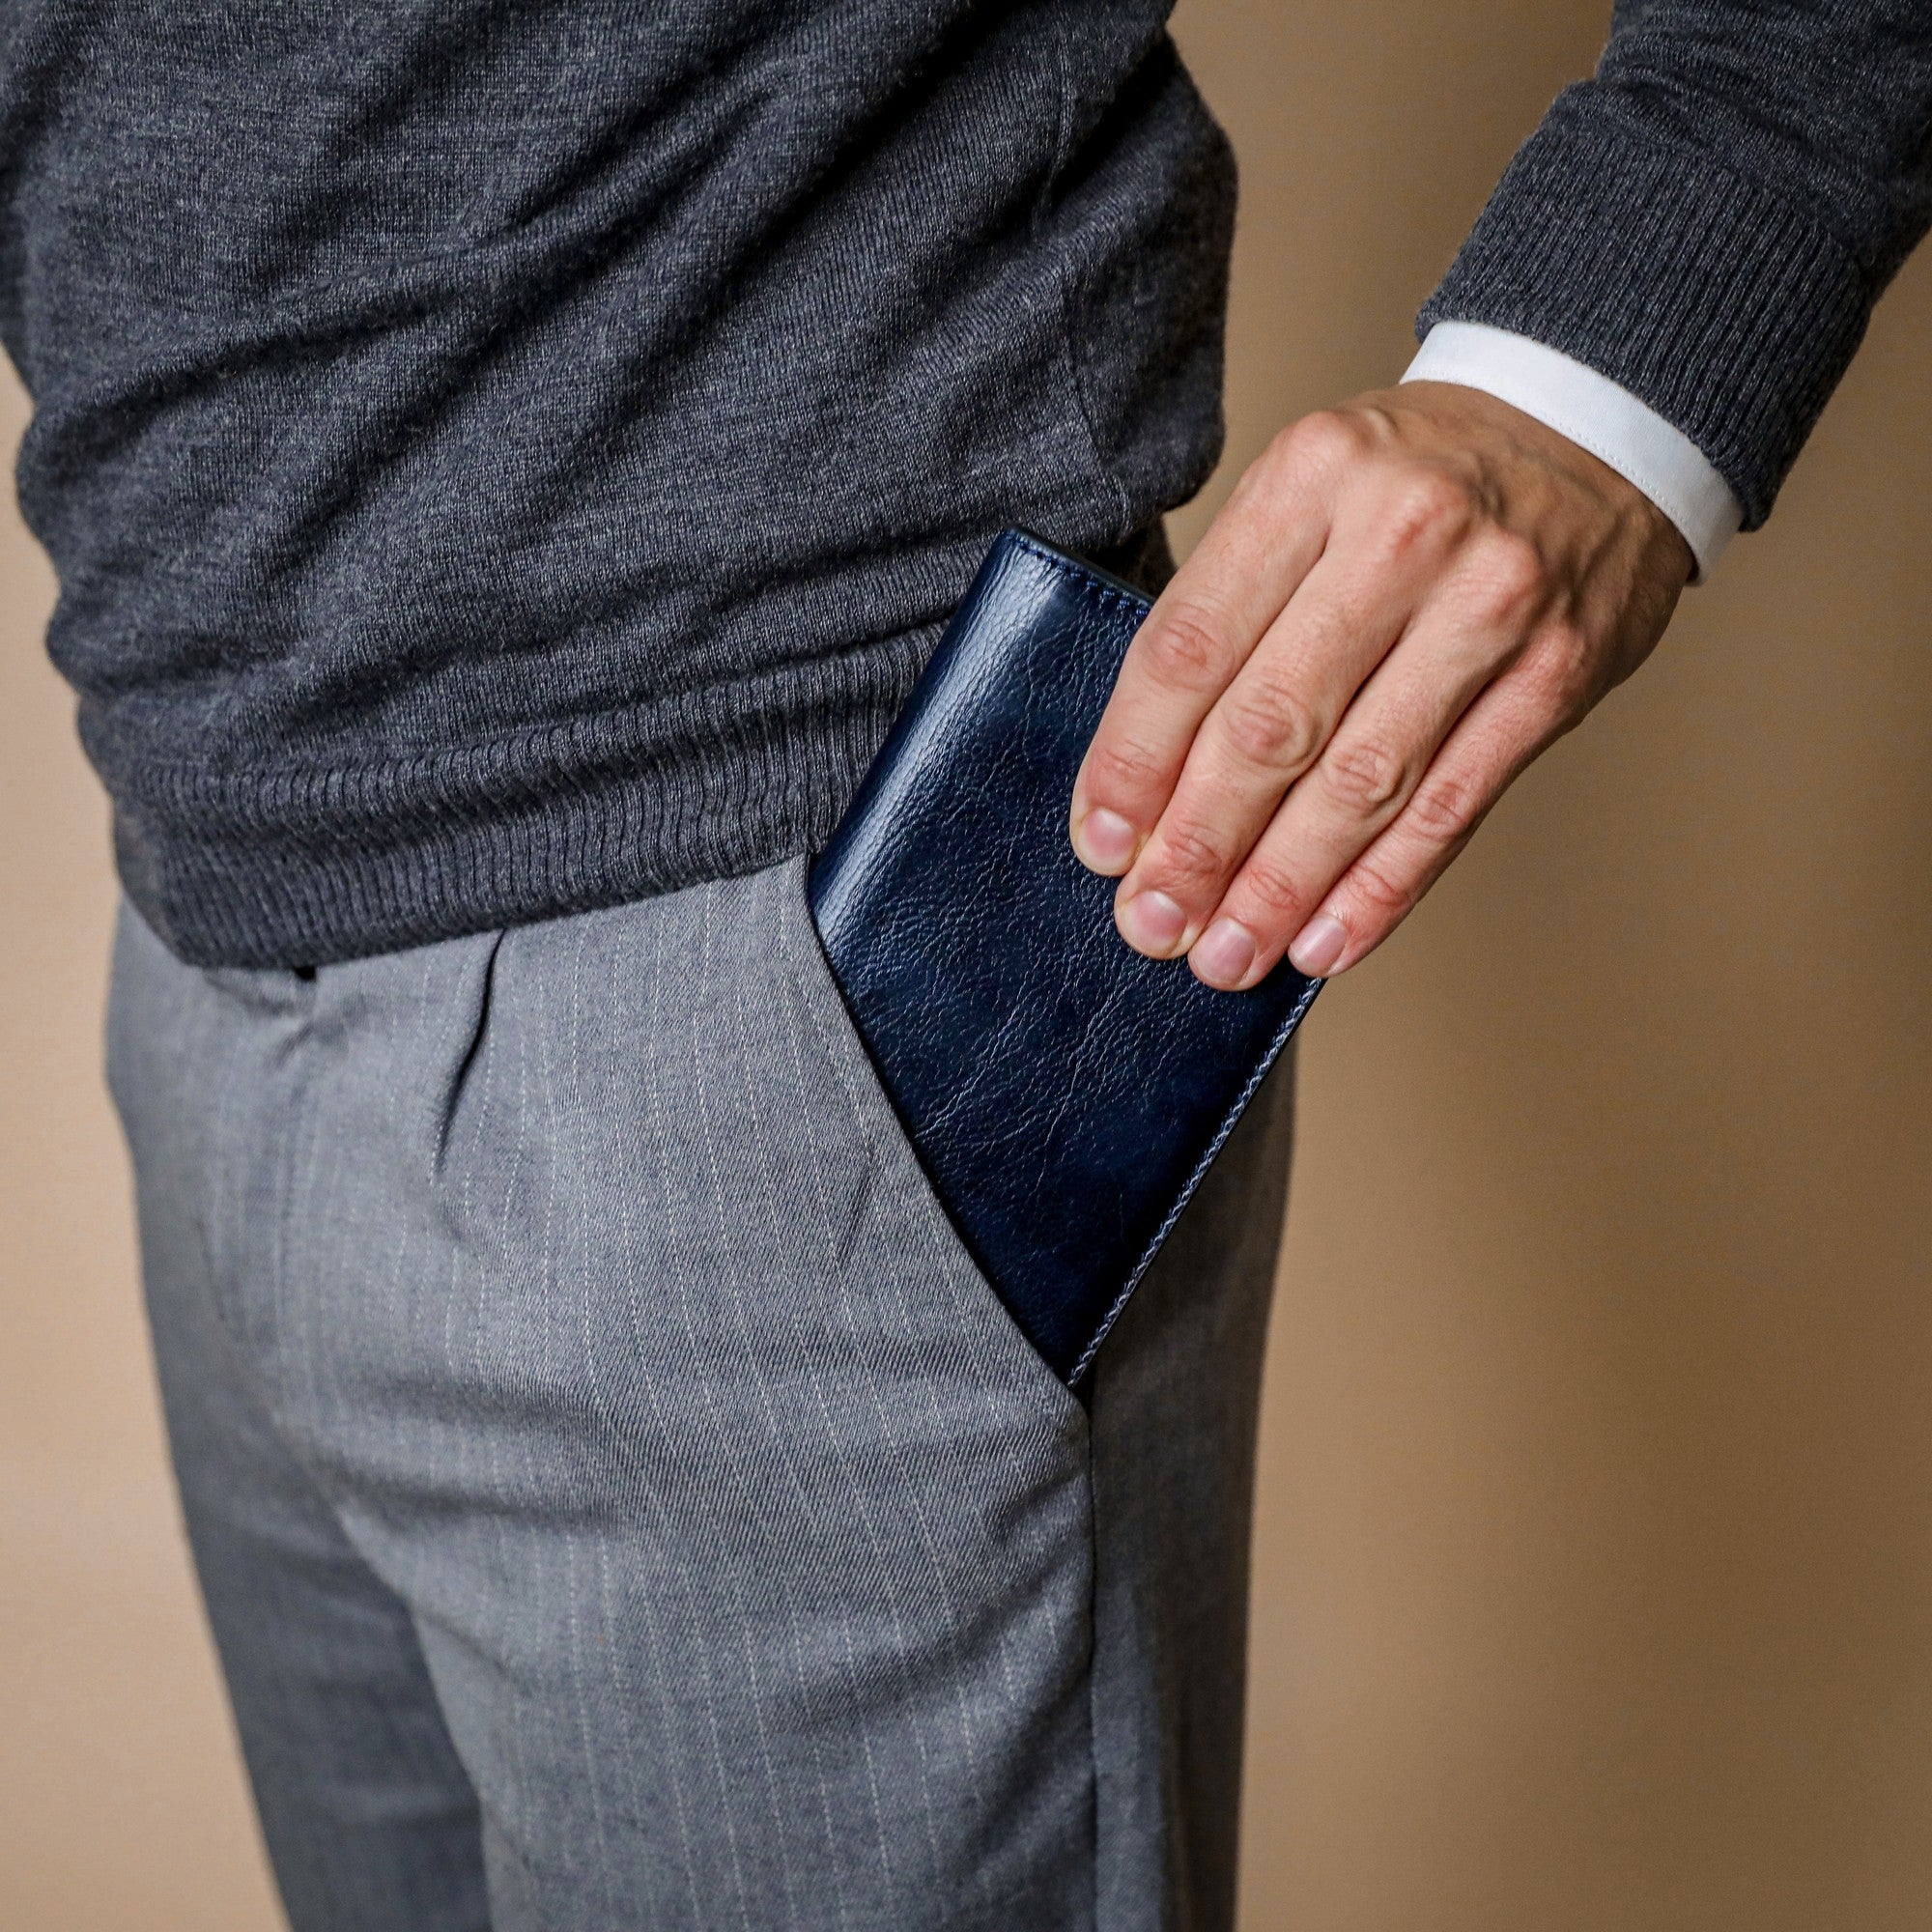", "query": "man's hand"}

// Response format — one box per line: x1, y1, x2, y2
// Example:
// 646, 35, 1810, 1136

1068, 382, 1694, 986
